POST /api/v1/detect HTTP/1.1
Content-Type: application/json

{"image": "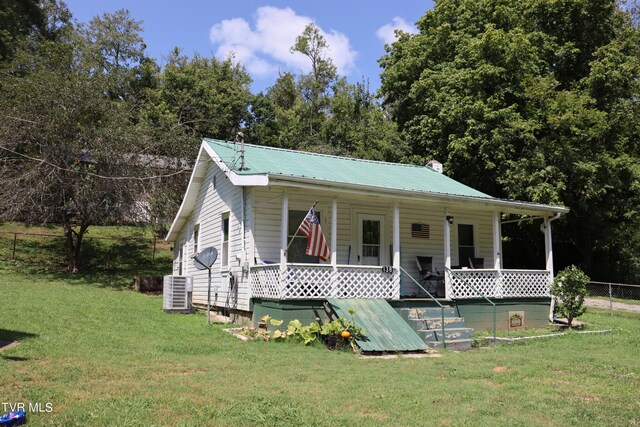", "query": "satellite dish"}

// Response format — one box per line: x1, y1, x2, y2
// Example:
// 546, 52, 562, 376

193, 247, 218, 270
